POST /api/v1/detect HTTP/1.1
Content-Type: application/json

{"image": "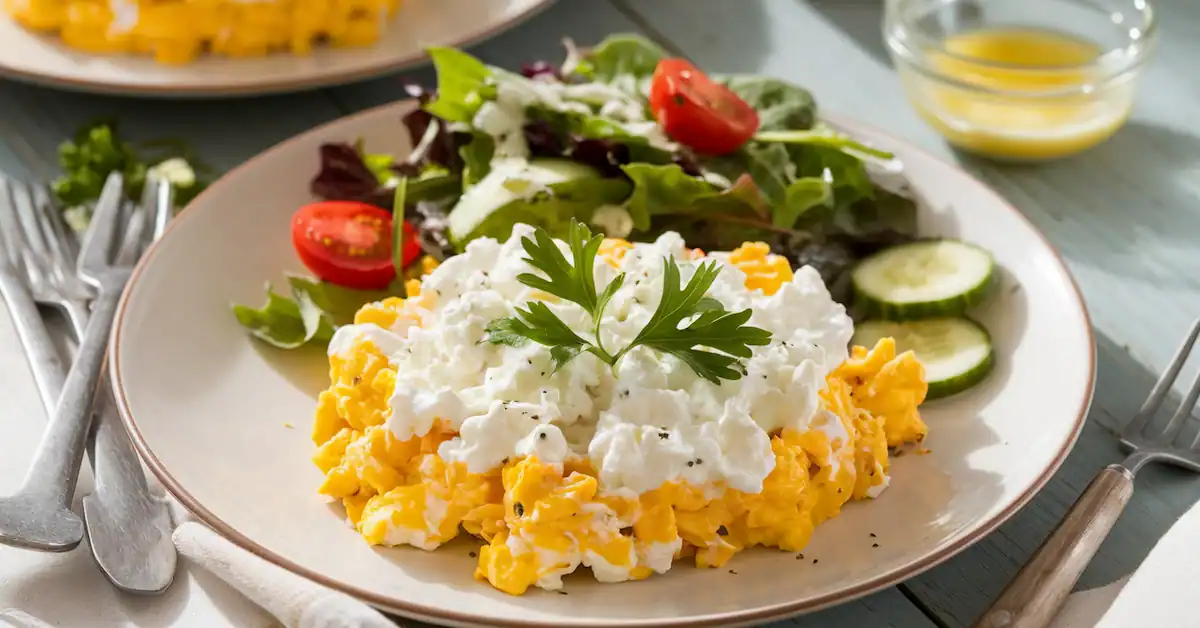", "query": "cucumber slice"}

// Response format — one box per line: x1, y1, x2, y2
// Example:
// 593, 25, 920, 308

852, 240, 995, 320
852, 318, 994, 400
